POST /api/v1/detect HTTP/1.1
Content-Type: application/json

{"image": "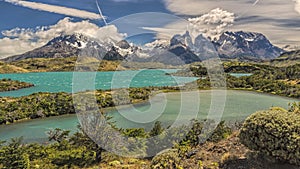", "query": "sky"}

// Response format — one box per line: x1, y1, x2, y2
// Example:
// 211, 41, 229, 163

0, 0, 300, 58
